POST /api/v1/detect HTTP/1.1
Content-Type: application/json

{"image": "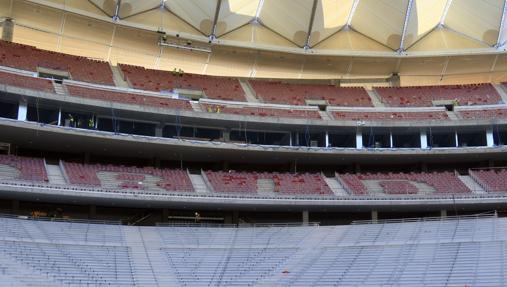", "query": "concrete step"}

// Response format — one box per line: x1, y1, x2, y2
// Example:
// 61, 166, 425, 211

52, 82, 67, 95
257, 178, 275, 195
366, 88, 385, 107
493, 83, 507, 104
458, 175, 486, 194
446, 111, 459, 120
239, 79, 260, 103
189, 174, 209, 193
362, 179, 436, 196
45, 164, 67, 185
324, 177, 349, 196
190, 101, 203, 112
318, 110, 333, 120
110, 65, 130, 88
